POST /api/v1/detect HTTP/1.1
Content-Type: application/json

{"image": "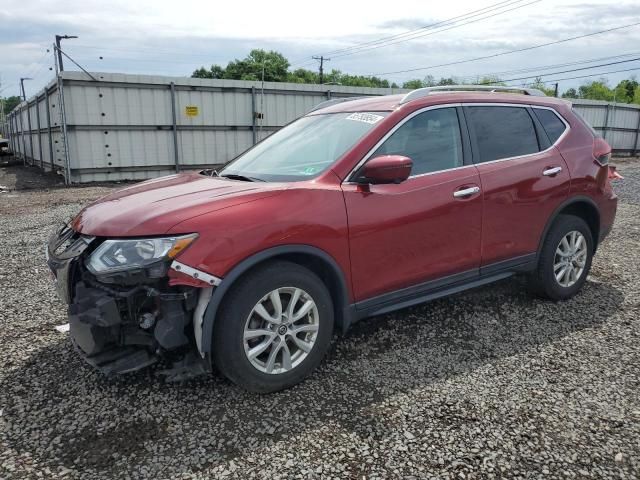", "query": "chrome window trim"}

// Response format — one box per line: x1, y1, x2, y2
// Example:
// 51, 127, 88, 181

406, 163, 477, 179
343, 102, 571, 184
531, 105, 571, 146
